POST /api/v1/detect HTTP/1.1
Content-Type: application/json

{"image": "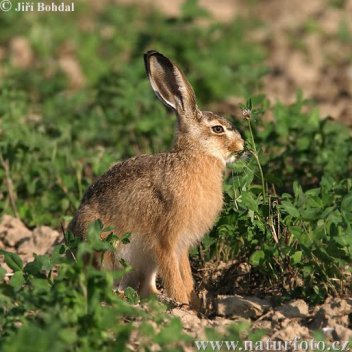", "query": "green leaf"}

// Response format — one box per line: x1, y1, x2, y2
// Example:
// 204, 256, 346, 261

31, 278, 51, 293
291, 251, 303, 264
58, 328, 77, 344
341, 193, 352, 213
120, 232, 131, 245
247, 97, 253, 110
24, 255, 52, 275
241, 191, 259, 212
281, 201, 300, 218
300, 207, 320, 221
250, 250, 265, 266
293, 181, 304, 199
155, 318, 184, 345
0, 267, 6, 281
0, 250, 23, 272
124, 287, 139, 304
9, 271, 25, 291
